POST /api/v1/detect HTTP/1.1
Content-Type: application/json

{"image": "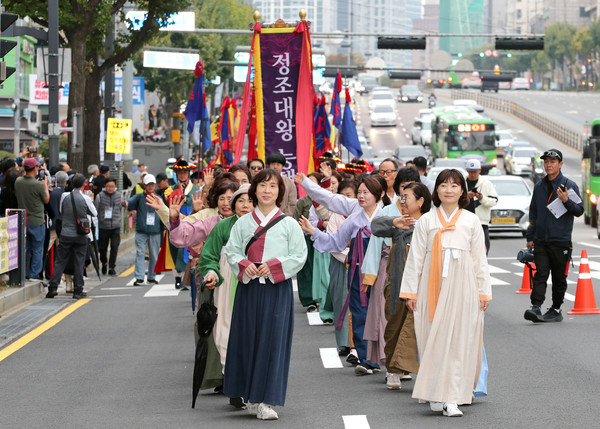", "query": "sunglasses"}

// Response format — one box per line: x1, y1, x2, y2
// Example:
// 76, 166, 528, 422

250, 166, 263, 170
